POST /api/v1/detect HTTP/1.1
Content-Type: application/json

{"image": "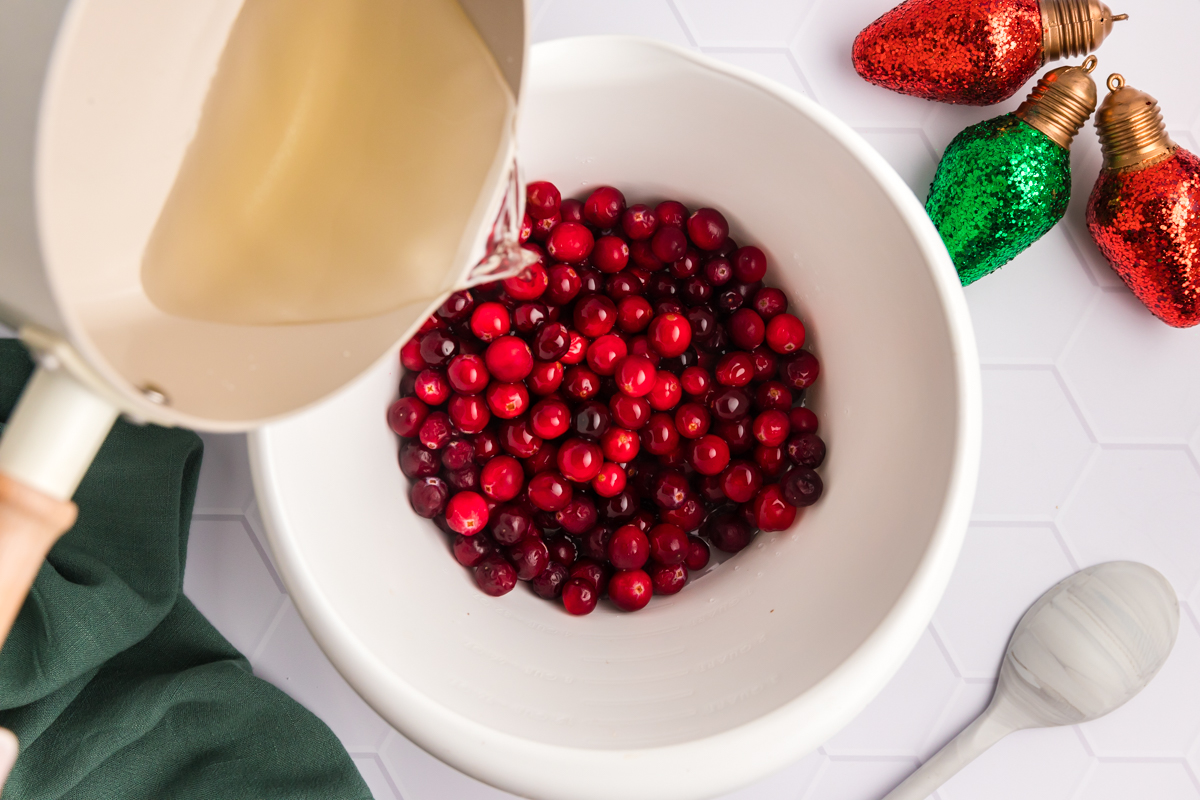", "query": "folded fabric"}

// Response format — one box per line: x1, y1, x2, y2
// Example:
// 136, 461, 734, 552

0, 341, 372, 799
